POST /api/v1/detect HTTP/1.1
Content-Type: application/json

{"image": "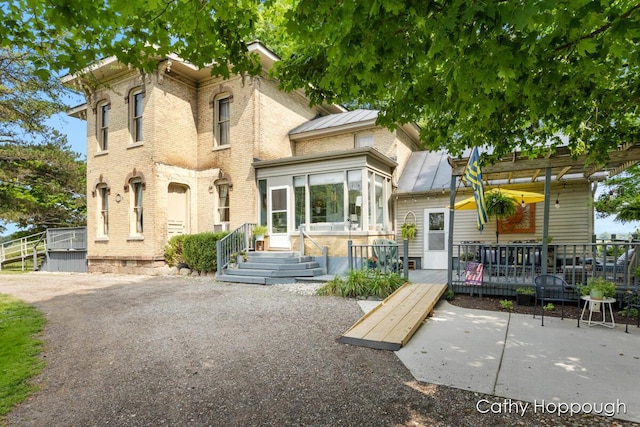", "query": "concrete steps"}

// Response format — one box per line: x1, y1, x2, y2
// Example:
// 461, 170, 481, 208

218, 251, 326, 285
